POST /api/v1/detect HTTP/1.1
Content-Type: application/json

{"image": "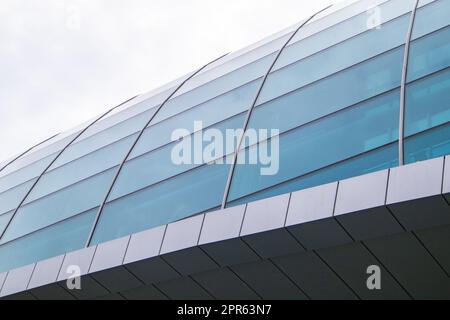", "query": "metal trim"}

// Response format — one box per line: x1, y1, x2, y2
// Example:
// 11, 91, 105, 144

221, 5, 333, 209
399, 0, 420, 166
